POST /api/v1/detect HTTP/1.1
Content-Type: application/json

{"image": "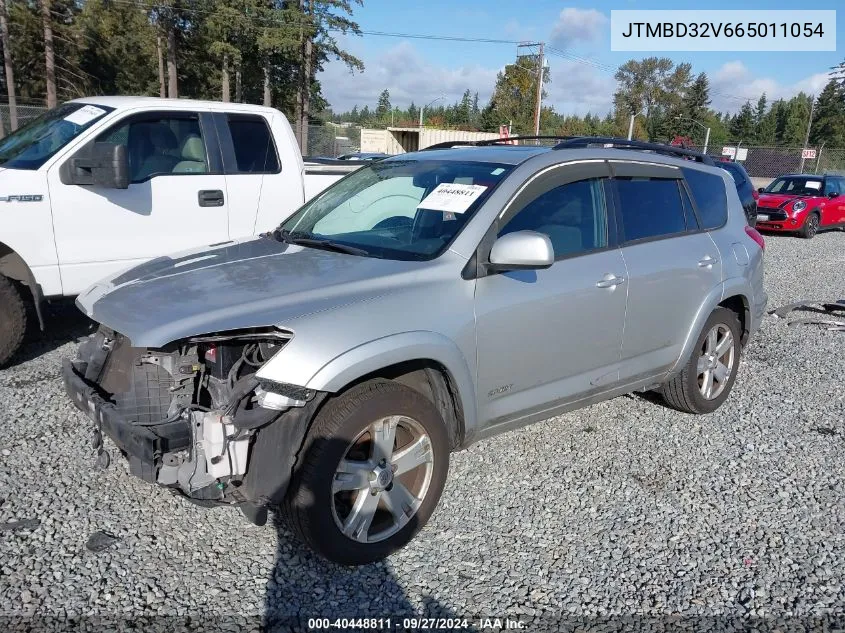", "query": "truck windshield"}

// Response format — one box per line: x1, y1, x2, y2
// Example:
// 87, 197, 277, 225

0, 102, 113, 170
280, 159, 513, 261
